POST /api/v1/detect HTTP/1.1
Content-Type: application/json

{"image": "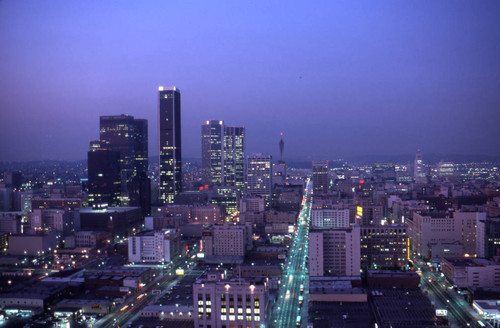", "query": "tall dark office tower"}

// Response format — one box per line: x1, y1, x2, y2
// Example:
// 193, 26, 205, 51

131, 118, 151, 215
201, 120, 224, 186
99, 115, 150, 214
224, 126, 245, 194
100, 115, 136, 184
158, 86, 182, 204
132, 119, 148, 175
88, 142, 121, 209
312, 160, 329, 195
